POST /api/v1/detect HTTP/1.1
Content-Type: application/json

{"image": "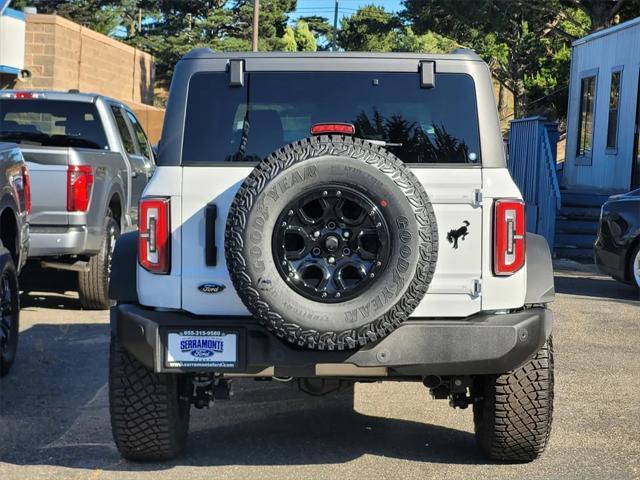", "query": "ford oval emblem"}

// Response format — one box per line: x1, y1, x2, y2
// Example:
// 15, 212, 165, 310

198, 283, 226, 294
